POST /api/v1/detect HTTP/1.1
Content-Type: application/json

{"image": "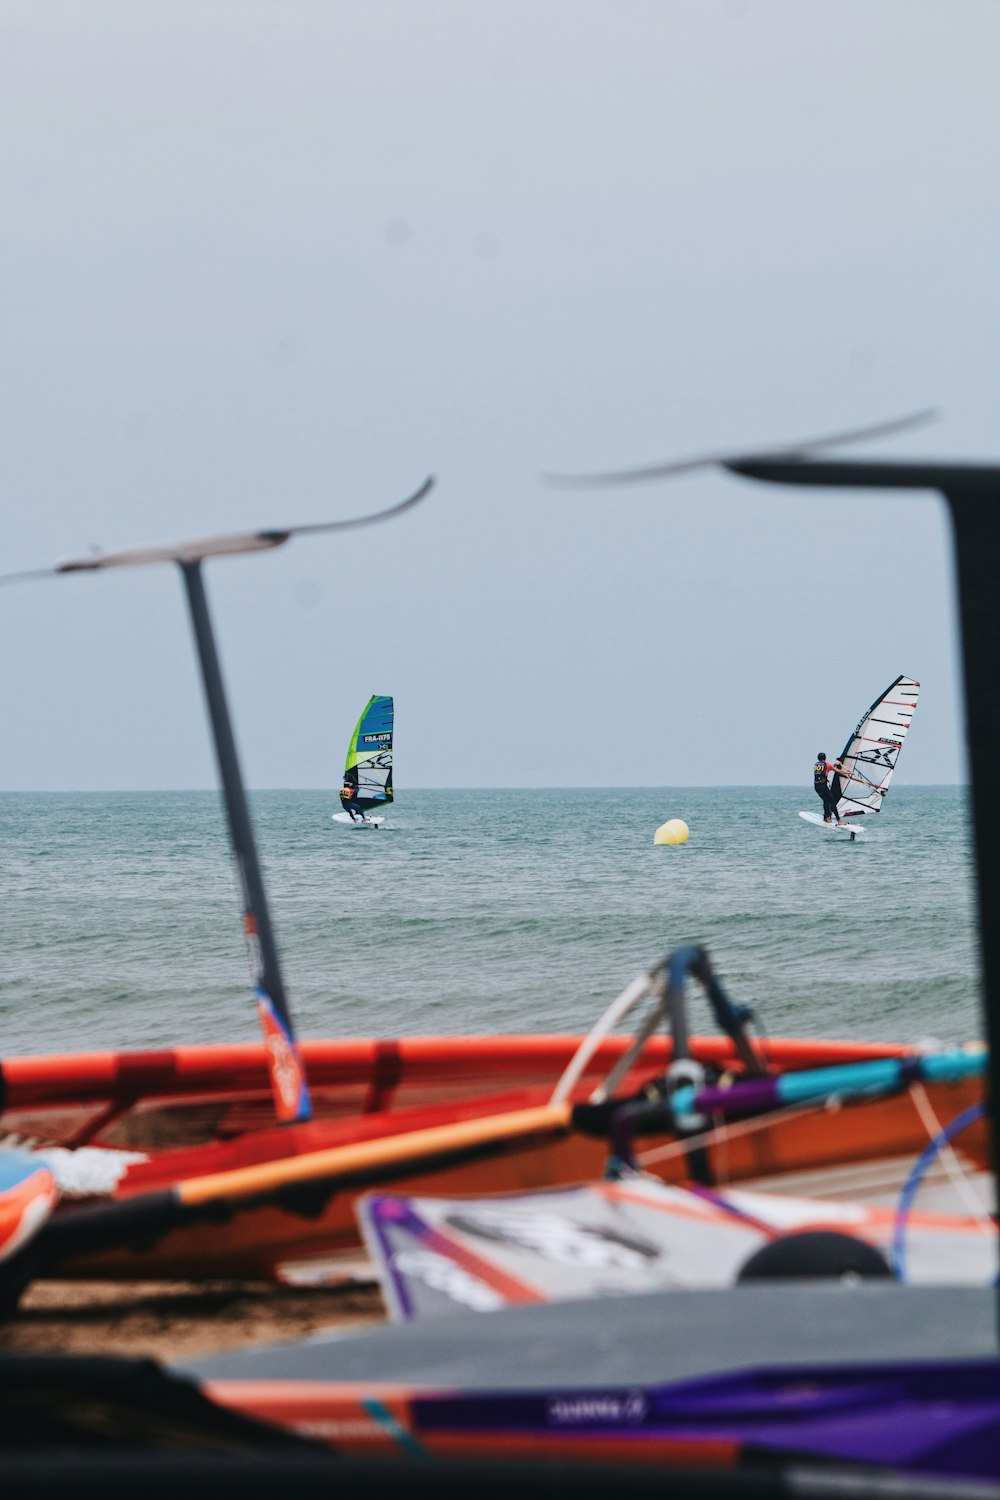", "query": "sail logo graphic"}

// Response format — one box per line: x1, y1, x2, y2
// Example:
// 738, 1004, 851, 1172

390, 1249, 504, 1312
257, 995, 308, 1121
547, 1390, 649, 1427
444, 1207, 659, 1269
858, 747, 896, 767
